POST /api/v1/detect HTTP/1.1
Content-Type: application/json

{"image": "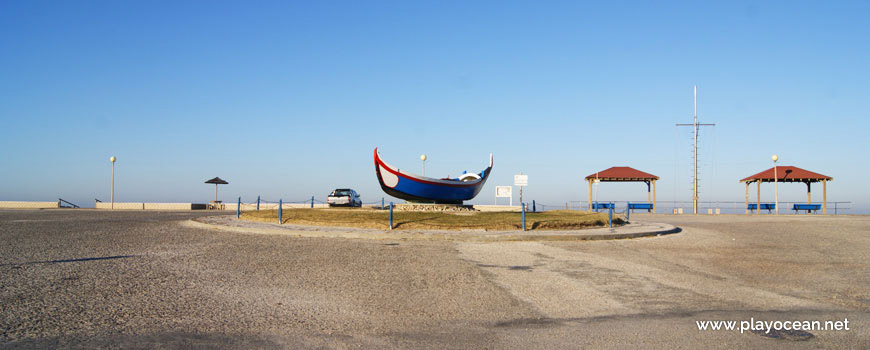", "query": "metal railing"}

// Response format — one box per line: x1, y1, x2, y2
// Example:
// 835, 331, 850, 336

531, 200, 852, 215
656, 200, 852, 215
235, 195, 391, 212
233, 195, 853, 215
